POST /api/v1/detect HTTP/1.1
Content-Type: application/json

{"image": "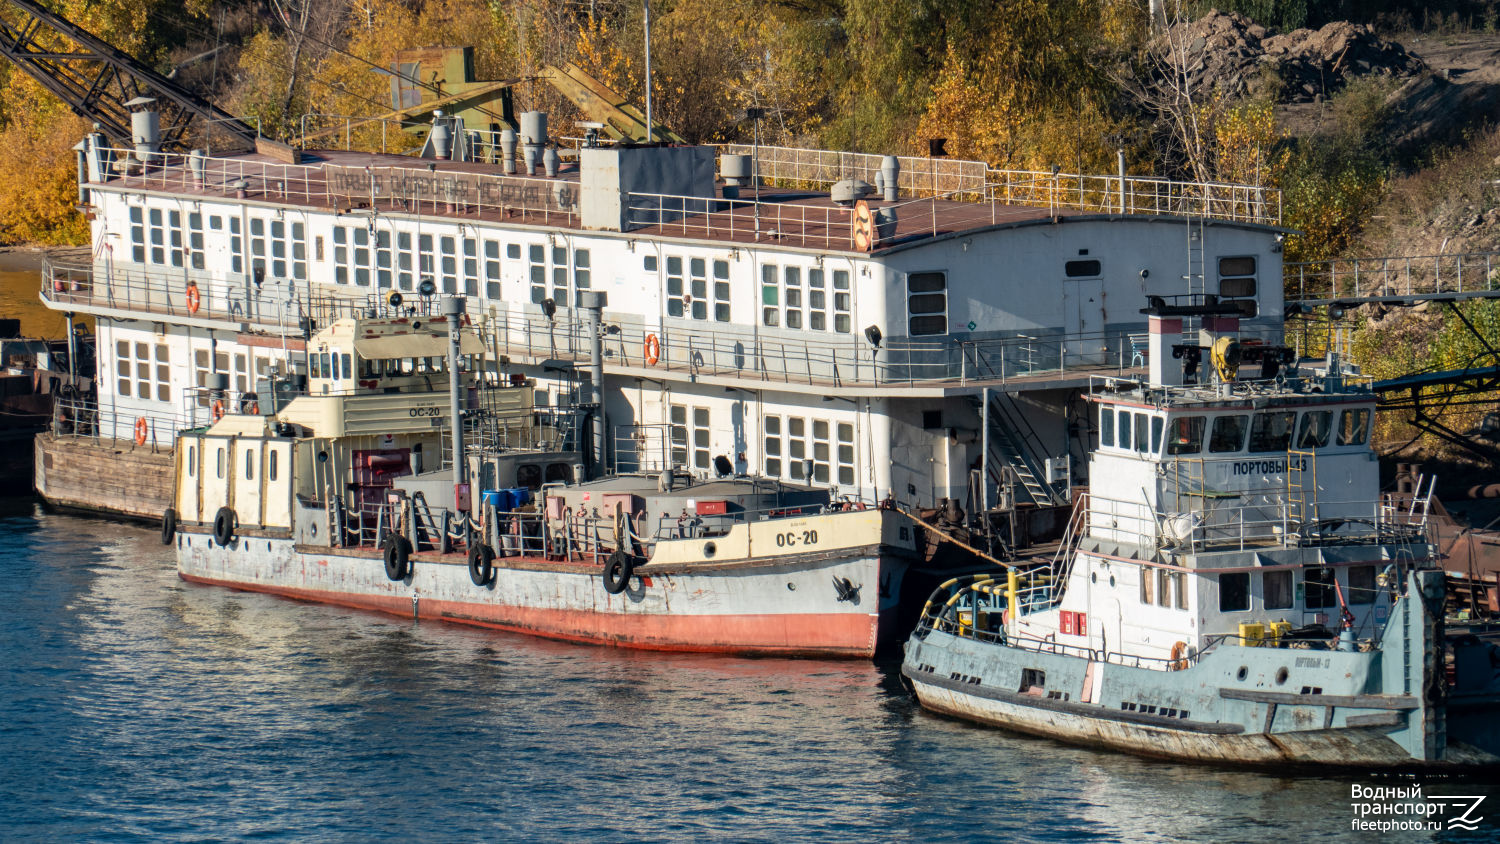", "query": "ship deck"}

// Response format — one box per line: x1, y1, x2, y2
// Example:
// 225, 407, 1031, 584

96, 148, 1110, 255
